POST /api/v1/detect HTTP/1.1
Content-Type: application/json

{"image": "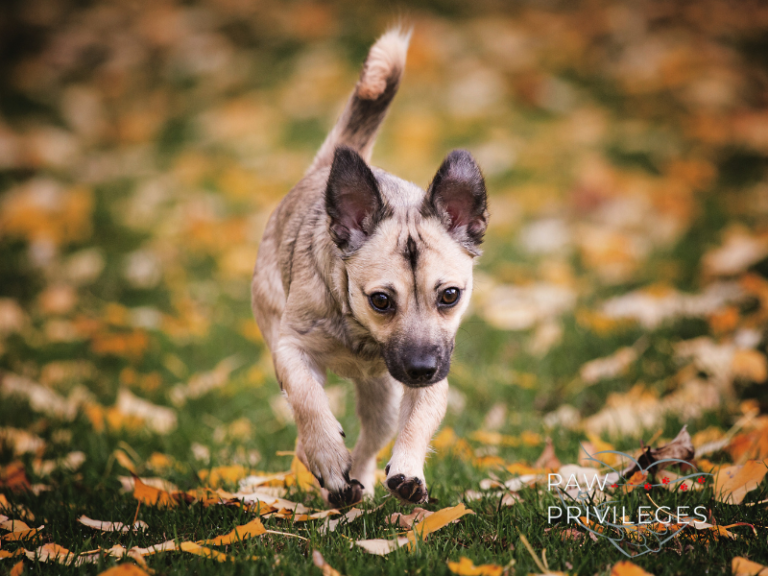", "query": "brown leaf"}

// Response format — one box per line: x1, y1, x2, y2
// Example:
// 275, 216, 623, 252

387, 507, 433, 529
534, 437, 561, 471
10, 560, 24, 576
0, 461, 30, 492
623, 426, 694, 478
